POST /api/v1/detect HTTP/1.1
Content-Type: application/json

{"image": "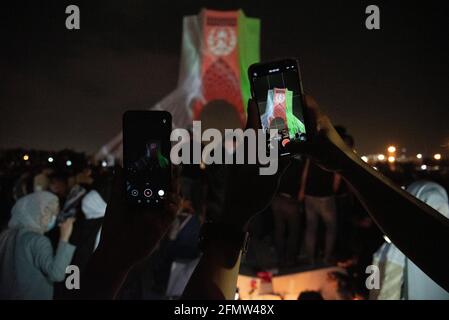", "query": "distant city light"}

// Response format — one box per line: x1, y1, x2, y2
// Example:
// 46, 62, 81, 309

388, 156, 395, 163
416, 153, 422, 159
158, 189, 165, 197
361, 156, 368, 163
387, 146, 396, 153
48, 157, 54, 163
101, 160, 108, 168
377, 154, 385, 161
22, 154, 29, 161
66, 160, 72, 167
421, 164, 427, 170
434, 153, 442, 160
